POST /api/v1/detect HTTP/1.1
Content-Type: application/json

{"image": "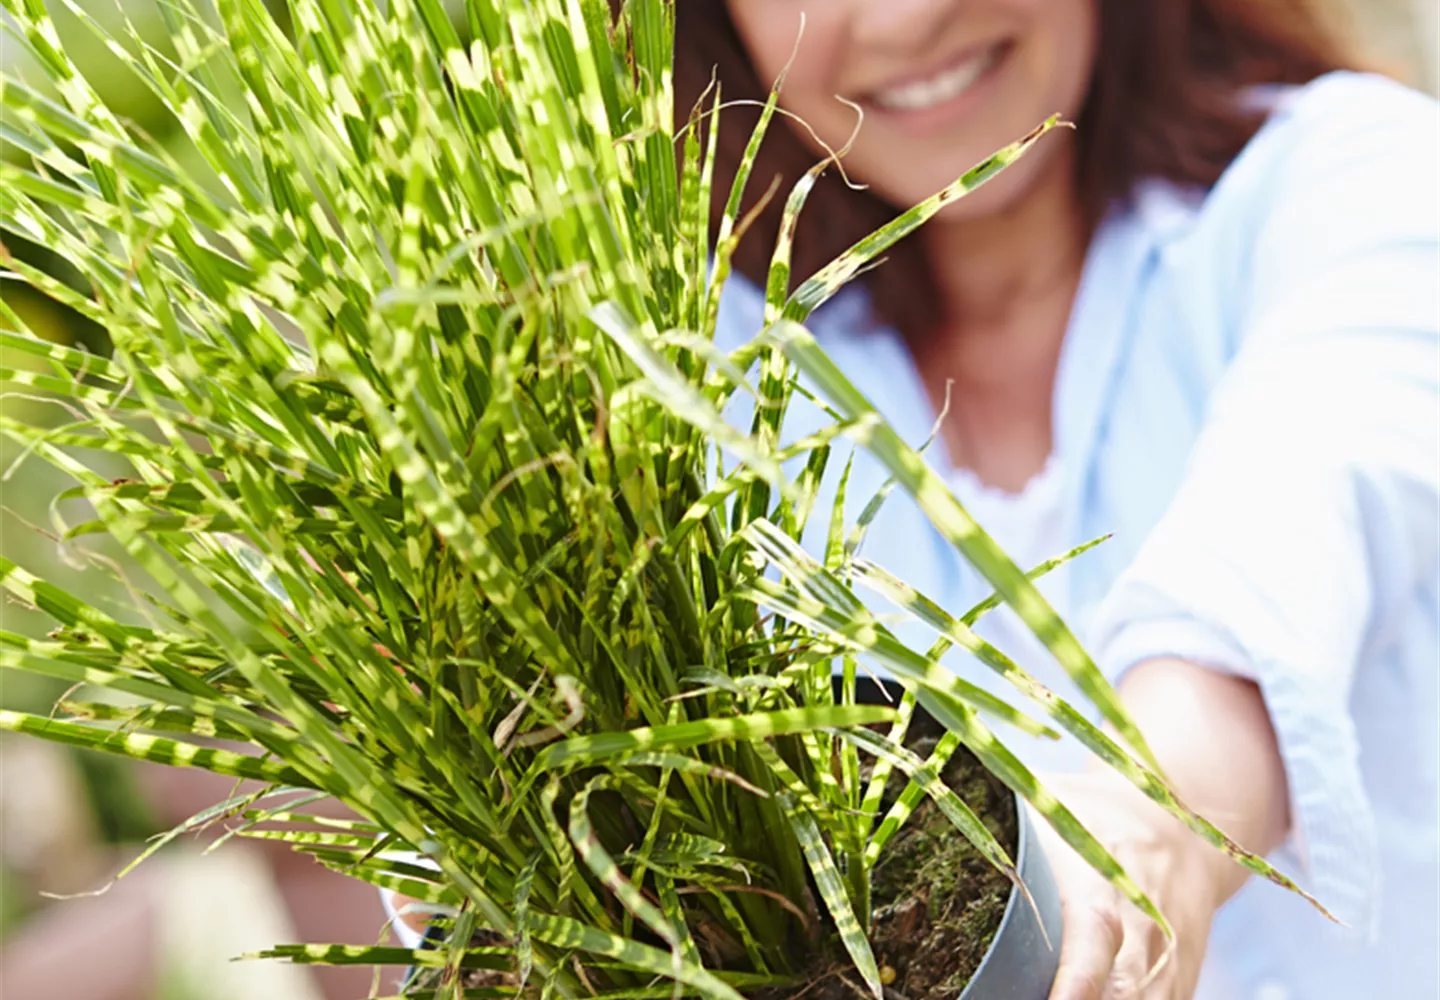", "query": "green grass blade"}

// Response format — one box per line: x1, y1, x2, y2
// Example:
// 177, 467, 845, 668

768, 320, 1161, 771
0, 710, 308, 785
535, 704, 896, 771
754, 742, 882, 999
